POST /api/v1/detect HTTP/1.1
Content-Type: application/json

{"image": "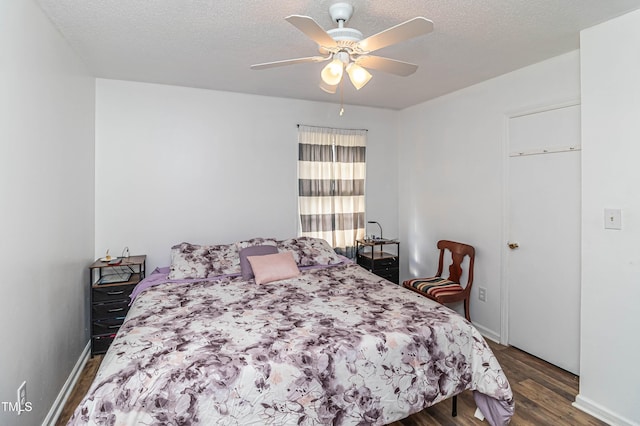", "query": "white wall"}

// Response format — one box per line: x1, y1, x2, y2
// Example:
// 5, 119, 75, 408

397, 51, 580, 338
0, 1, 95, 425
95, 79, 399, 270
577, 10, 640, 425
